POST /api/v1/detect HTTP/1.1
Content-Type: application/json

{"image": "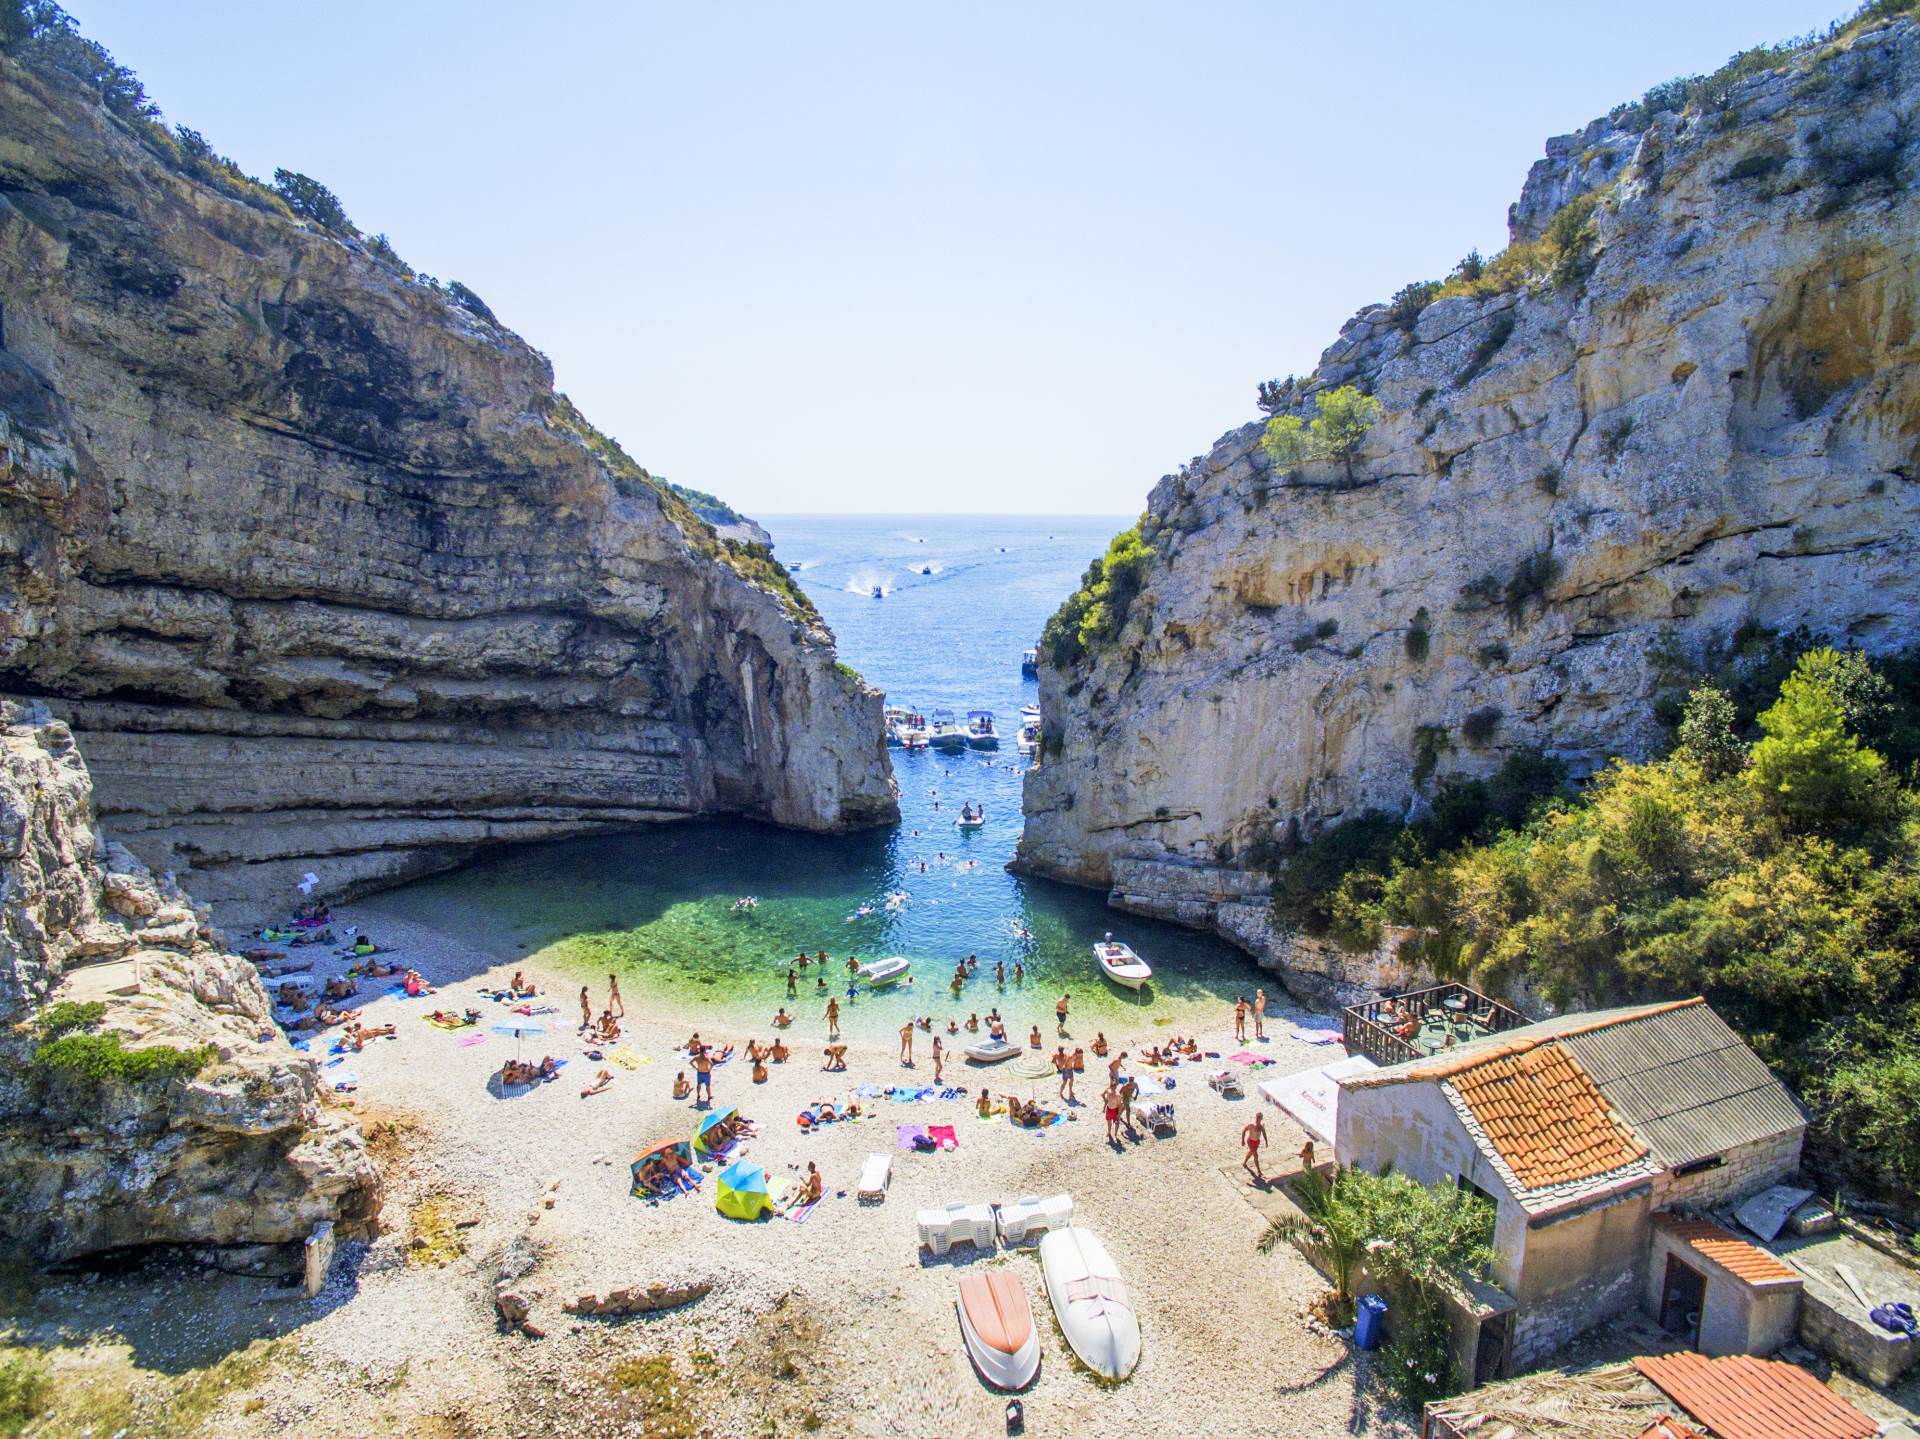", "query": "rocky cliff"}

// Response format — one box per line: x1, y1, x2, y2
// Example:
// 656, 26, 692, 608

1019, 17, 1920, 982
0, 700, 377, 1267
0, 55, 895, 922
